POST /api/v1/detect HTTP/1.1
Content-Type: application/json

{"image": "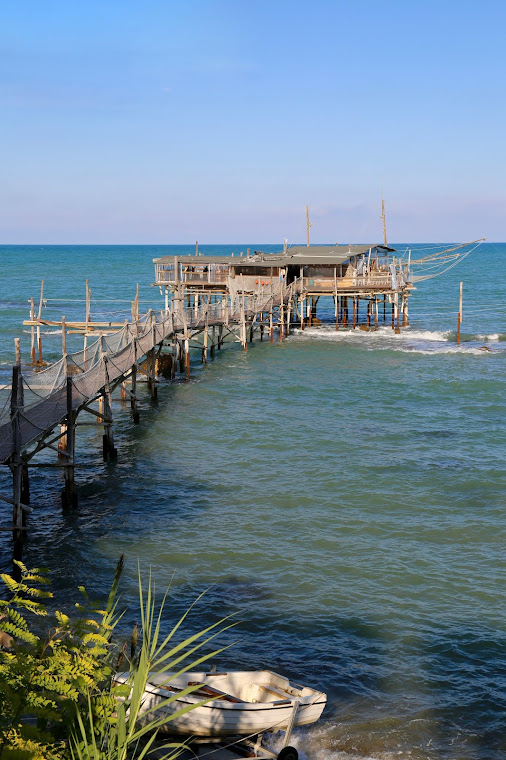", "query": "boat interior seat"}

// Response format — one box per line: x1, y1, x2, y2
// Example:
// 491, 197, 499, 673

242, 681, 292, 703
